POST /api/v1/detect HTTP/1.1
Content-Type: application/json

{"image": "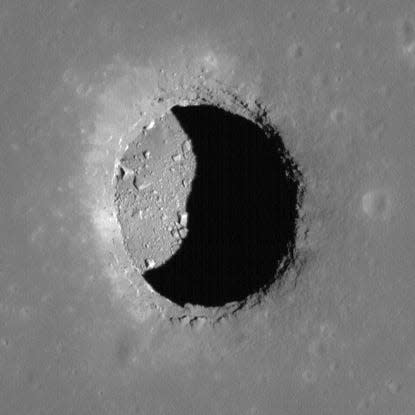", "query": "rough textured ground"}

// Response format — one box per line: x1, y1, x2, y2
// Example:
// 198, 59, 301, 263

115, 111, 196, 276
1, 1, 415, 414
